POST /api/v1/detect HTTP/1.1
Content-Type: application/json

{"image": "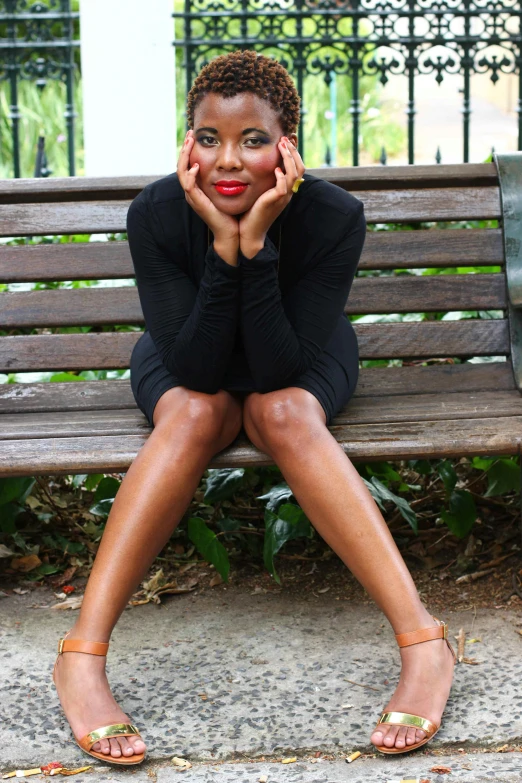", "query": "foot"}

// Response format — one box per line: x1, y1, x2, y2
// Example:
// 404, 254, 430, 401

53, 635, 146, 760
370, 619, 455, 751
